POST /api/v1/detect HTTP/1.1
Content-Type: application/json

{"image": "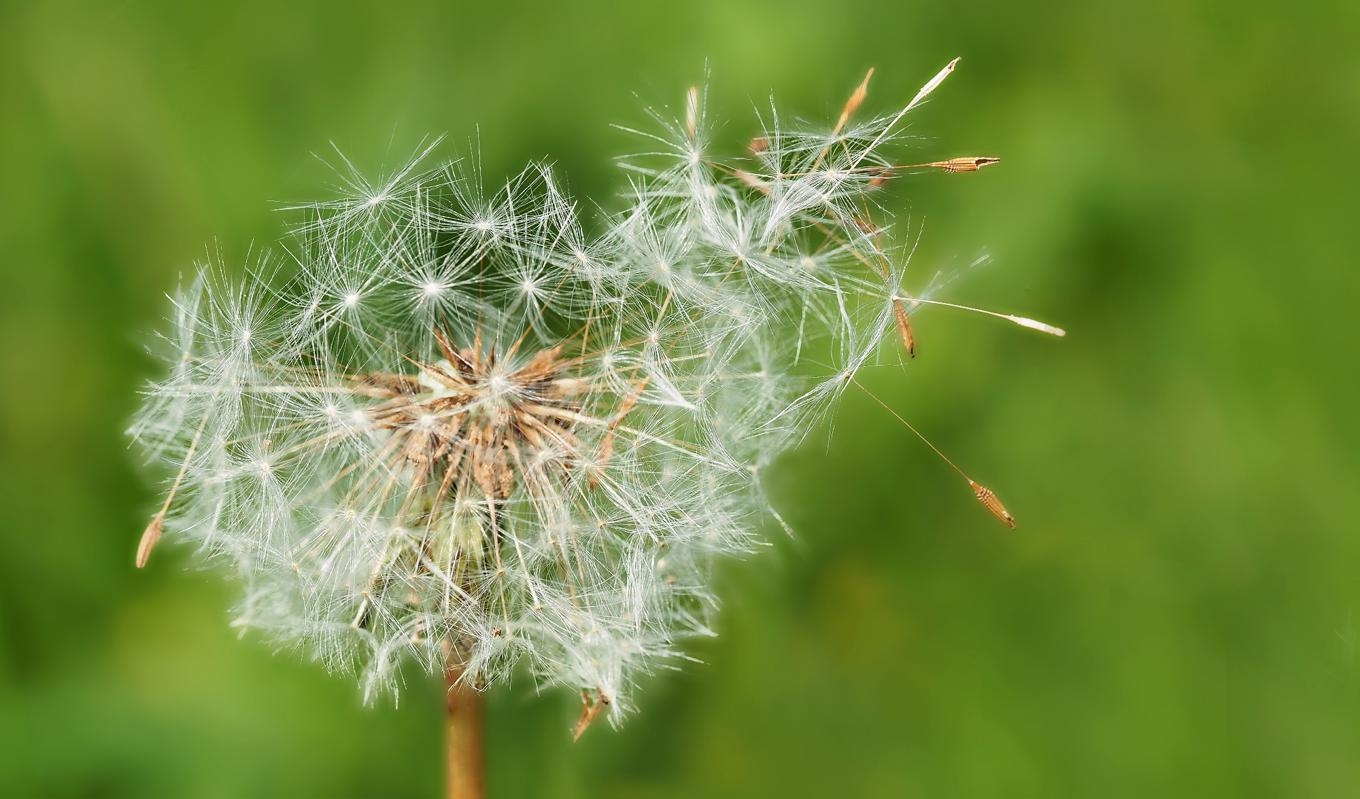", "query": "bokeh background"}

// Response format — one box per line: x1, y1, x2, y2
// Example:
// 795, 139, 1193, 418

2, 0, 1357, 796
